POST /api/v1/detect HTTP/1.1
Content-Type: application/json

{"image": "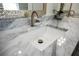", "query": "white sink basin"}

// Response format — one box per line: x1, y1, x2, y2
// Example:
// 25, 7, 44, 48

14, 26, 64, 51
30, 26, 64, 51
